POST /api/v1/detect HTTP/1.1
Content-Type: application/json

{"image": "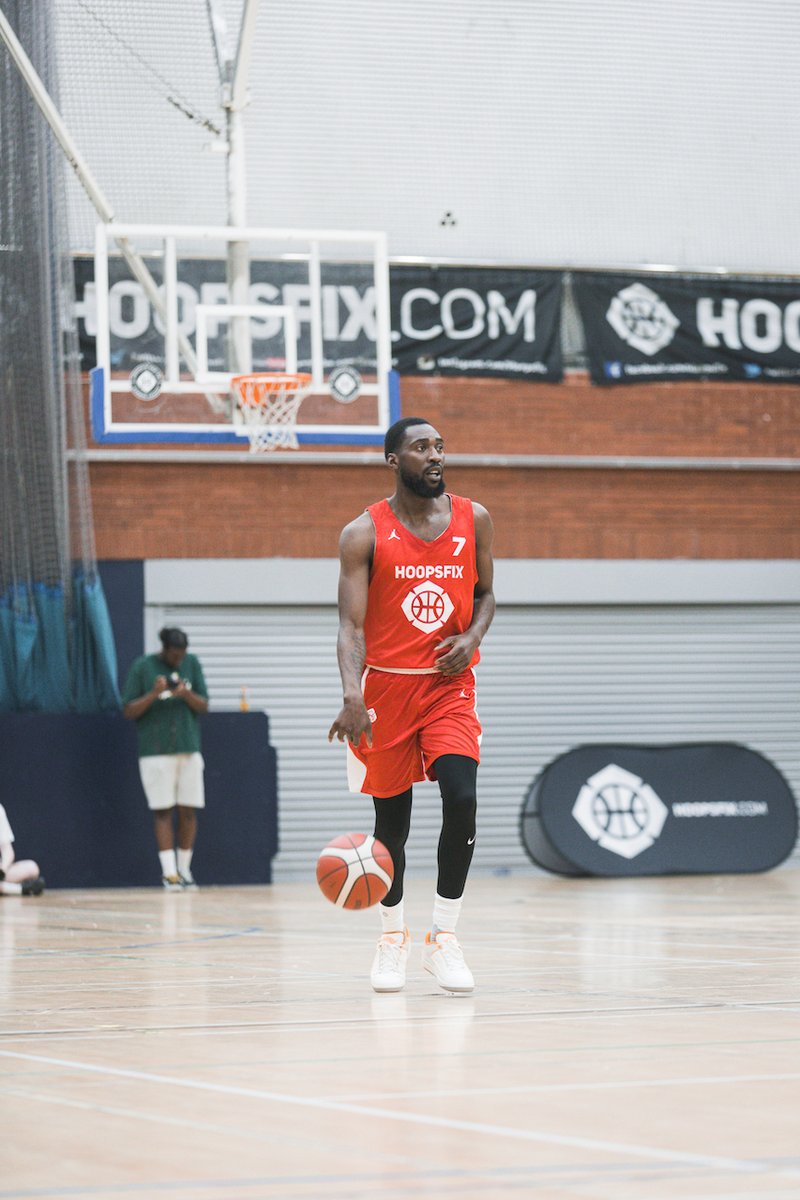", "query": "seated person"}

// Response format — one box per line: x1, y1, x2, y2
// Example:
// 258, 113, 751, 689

0, 802, 45, 896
